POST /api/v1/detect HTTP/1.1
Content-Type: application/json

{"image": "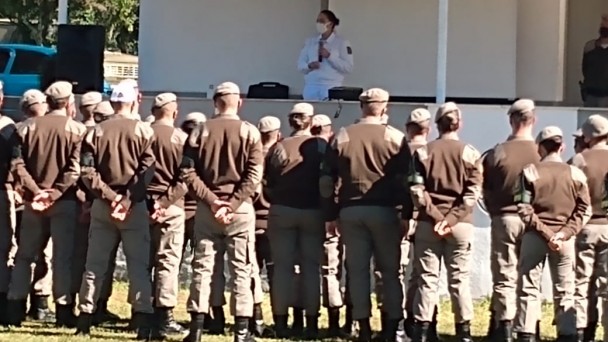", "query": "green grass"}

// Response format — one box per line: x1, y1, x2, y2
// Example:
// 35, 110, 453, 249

0, 282, 602, 341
